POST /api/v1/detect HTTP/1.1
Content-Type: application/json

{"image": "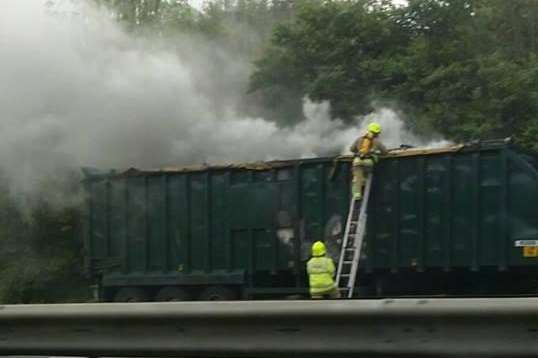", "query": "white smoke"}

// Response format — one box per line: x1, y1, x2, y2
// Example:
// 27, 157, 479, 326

0, 0, 447, 202
356, 108, 451, 150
